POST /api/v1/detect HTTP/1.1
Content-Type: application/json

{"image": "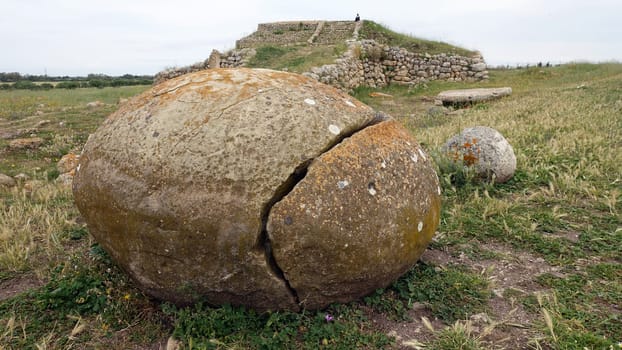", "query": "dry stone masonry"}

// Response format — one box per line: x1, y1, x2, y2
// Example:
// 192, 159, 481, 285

154, 48, 256, 84
154, 20, 488, 89
73, 68, 441, 311
305, 40, 487, 90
